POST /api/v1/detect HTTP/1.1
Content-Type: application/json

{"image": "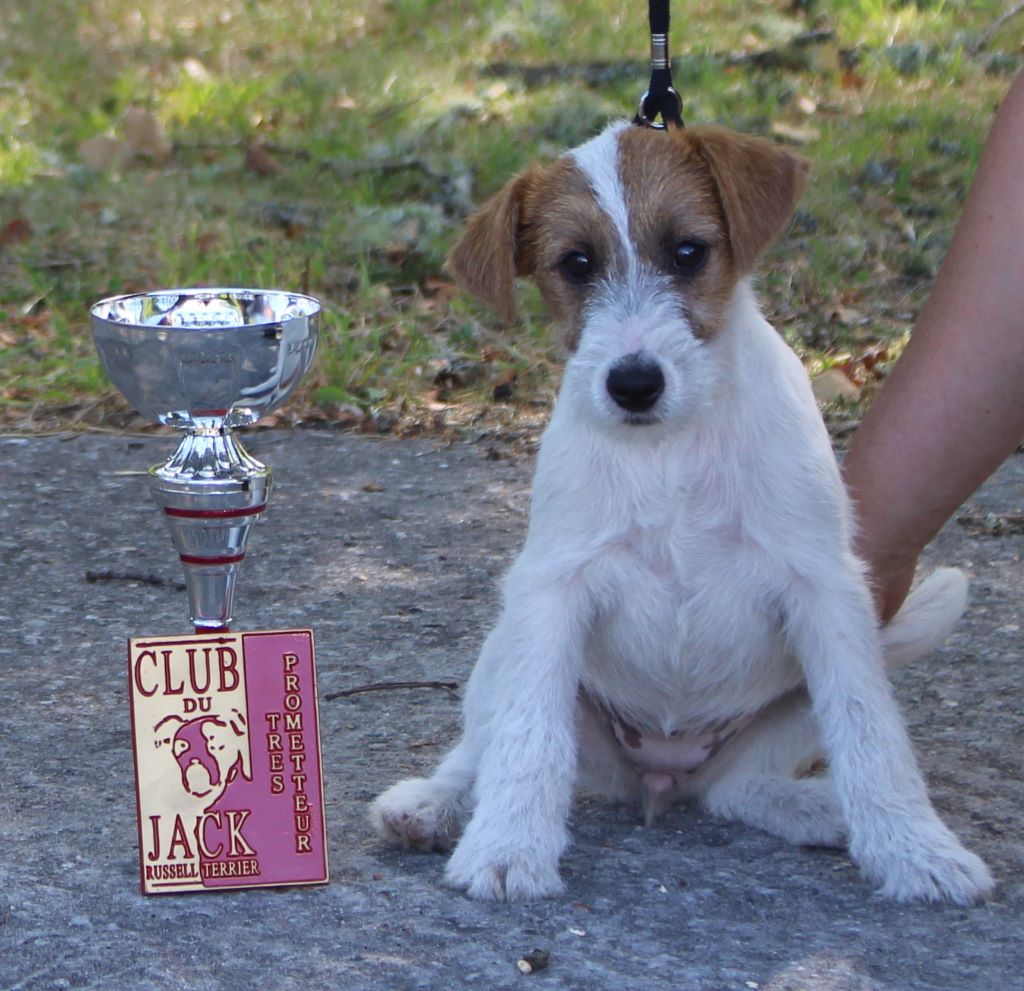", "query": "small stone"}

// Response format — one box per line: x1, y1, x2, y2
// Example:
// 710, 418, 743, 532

516, 949, 550, 975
